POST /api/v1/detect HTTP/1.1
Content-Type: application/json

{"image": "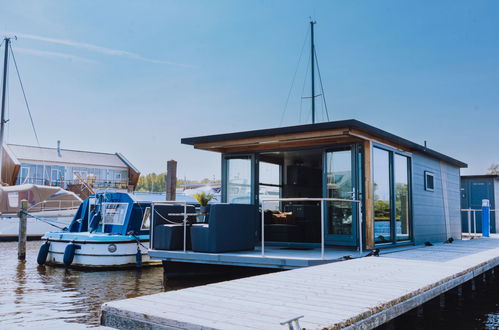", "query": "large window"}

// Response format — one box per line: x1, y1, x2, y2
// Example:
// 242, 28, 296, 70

373, 148, 392, 243
225, 157, 253, 204
395, 154, 410, 241
259, 161, 281, 211
326, 149, 354, 236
